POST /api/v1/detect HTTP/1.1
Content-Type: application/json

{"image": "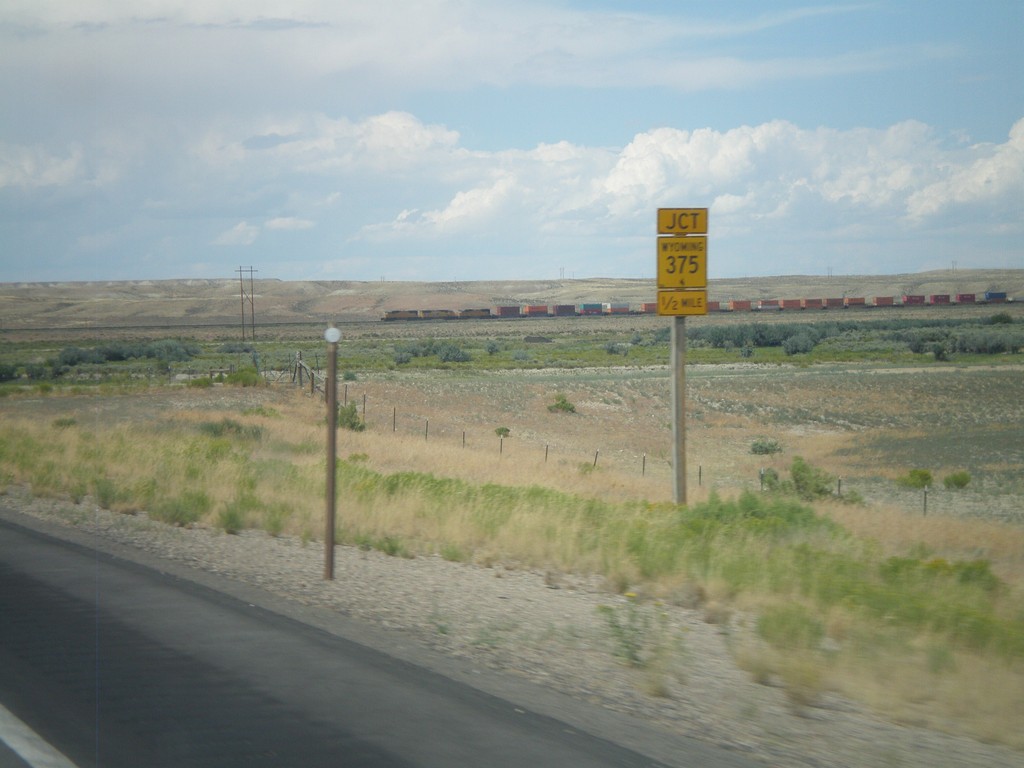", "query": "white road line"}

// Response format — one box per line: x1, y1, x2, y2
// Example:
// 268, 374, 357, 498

0, 703, 79, 768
